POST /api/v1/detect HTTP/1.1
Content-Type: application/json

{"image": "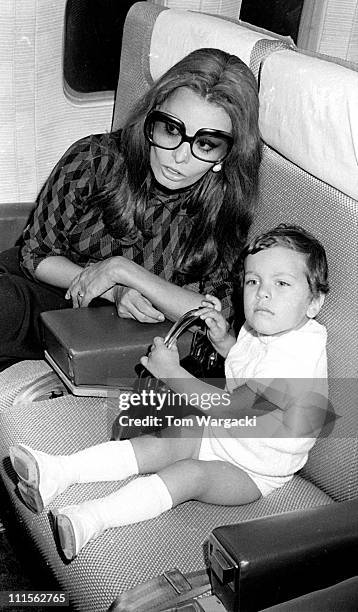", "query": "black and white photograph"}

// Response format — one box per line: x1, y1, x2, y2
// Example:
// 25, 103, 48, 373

0, 1, 357, 611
